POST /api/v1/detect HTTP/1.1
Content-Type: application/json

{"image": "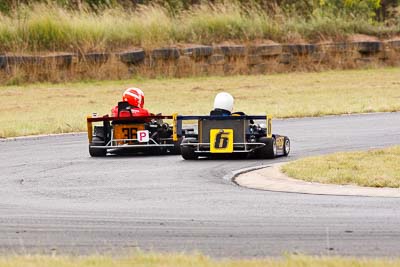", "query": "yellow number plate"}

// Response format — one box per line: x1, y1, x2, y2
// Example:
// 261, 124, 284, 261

114, 124, 145, 140
210, 129, 234, 153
